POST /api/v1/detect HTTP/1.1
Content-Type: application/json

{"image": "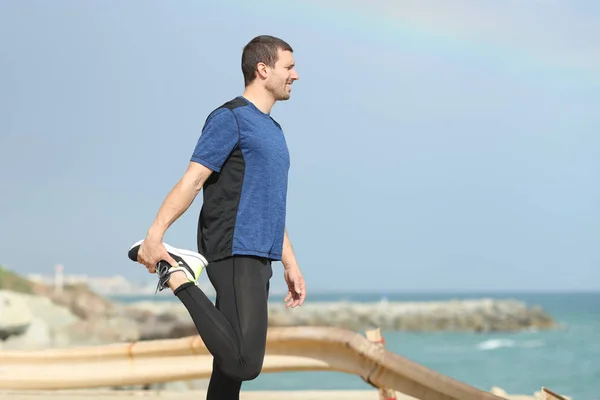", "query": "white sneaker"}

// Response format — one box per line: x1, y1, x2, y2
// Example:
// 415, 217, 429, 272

128, 240, 208, 293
